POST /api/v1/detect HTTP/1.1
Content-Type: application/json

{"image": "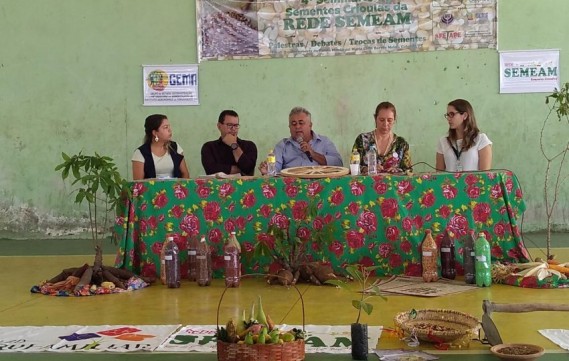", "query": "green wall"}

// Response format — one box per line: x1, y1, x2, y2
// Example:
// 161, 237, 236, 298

0, 0, 567, 237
